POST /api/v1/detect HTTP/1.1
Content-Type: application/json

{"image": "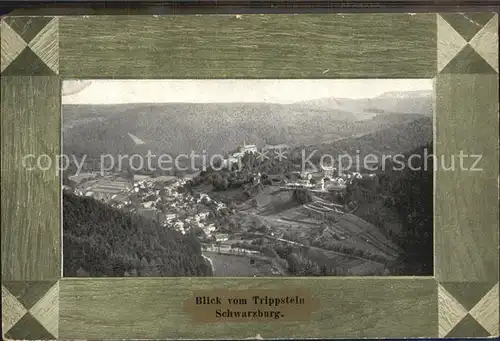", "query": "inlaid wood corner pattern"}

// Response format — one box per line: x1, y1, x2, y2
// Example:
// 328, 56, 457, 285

2, 281, 59, 339
437, 13, 498, 74
438, 283, 499, 337
1, 17, 59, 75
